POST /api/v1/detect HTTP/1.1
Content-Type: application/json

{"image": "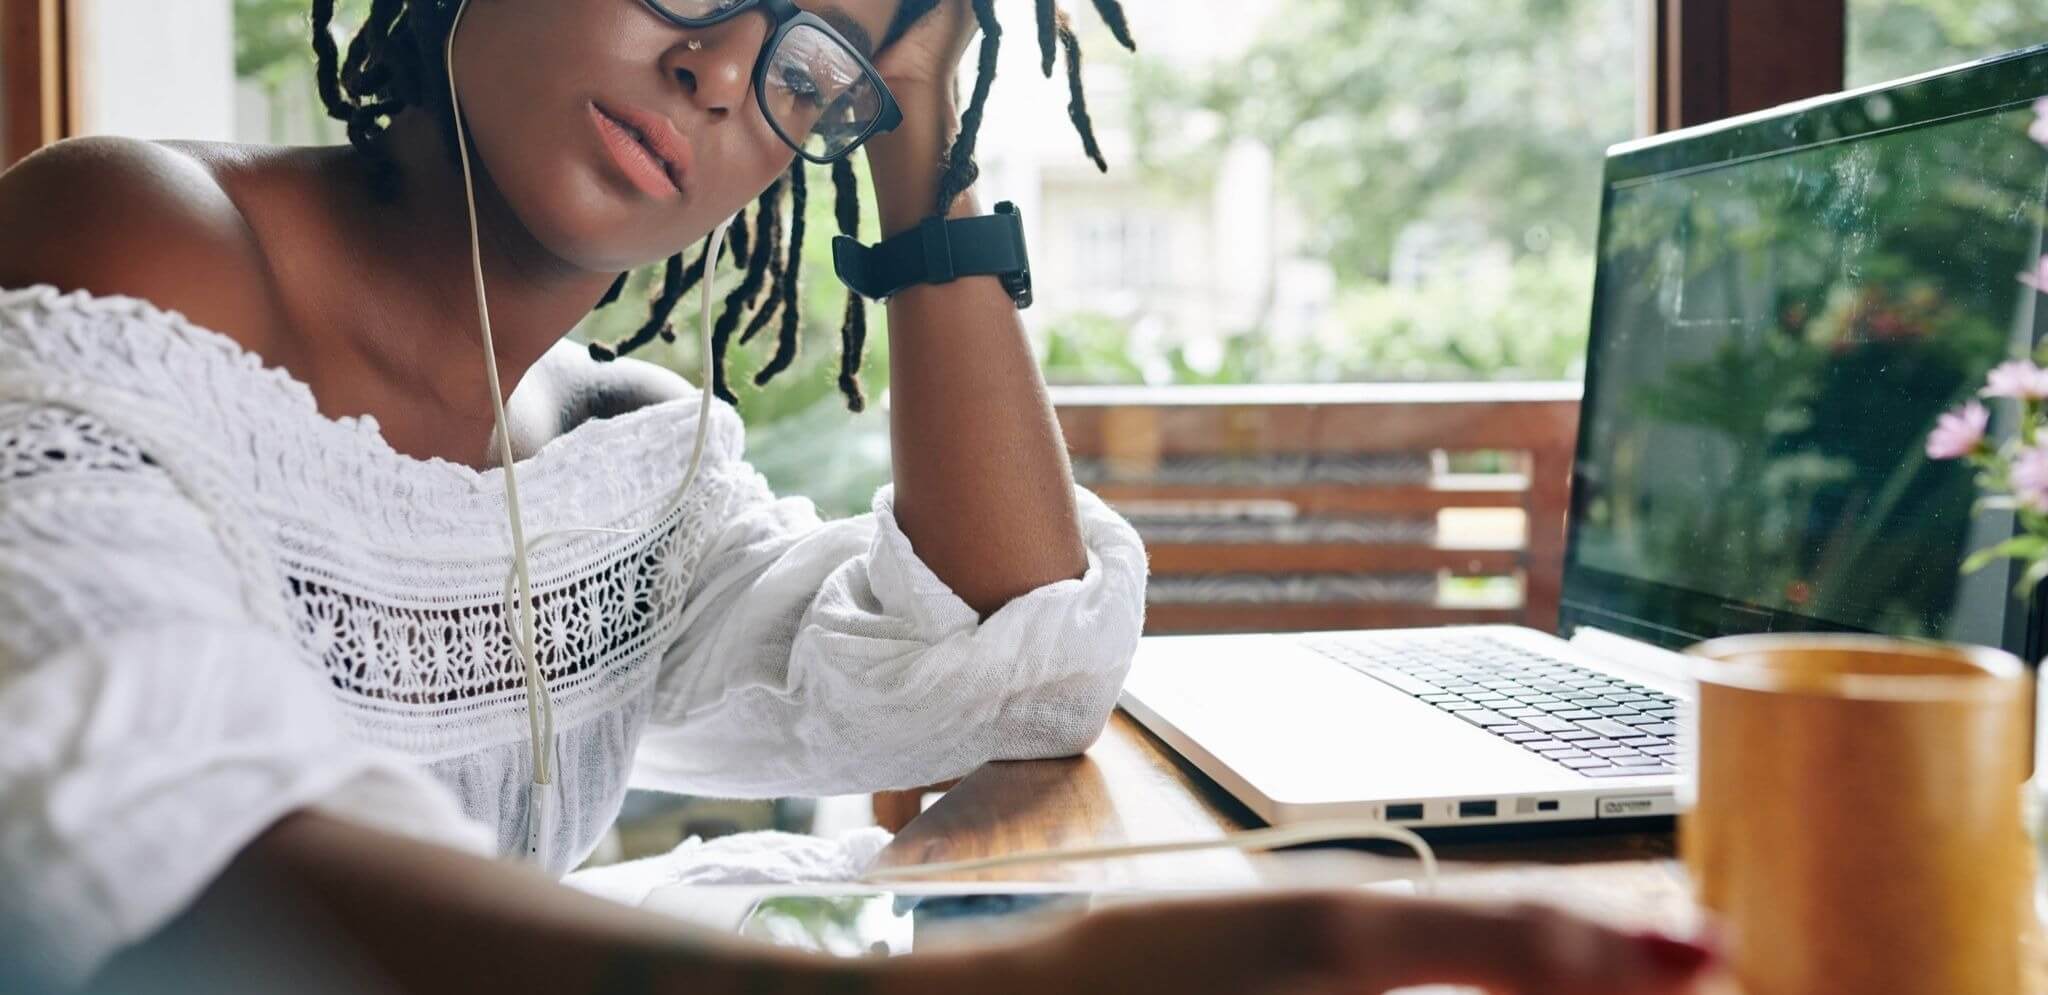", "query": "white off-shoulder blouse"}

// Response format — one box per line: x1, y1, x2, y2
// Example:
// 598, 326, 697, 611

0, 284, 1148, 986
